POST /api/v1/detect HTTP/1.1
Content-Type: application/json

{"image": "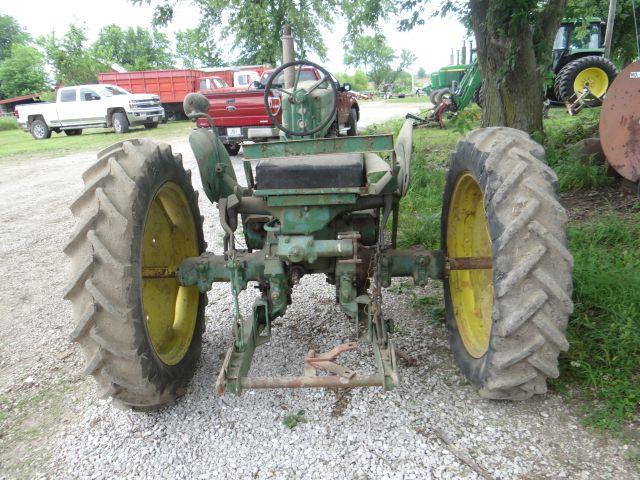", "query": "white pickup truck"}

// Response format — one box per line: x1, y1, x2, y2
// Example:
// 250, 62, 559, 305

15, 84, 165, 140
